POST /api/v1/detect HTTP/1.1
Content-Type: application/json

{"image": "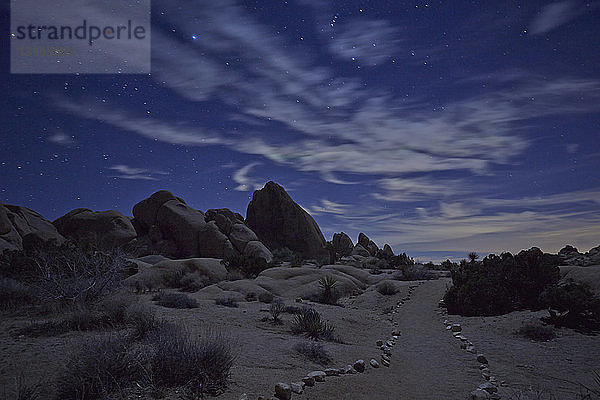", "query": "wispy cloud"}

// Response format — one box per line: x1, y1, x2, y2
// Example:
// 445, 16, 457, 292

108, 165, 169, 181
310, 199, 350, 215
329, 19, 402, 66
48, 133, 74, 145
232, 163, 264, 191
530, 1, 583, 35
